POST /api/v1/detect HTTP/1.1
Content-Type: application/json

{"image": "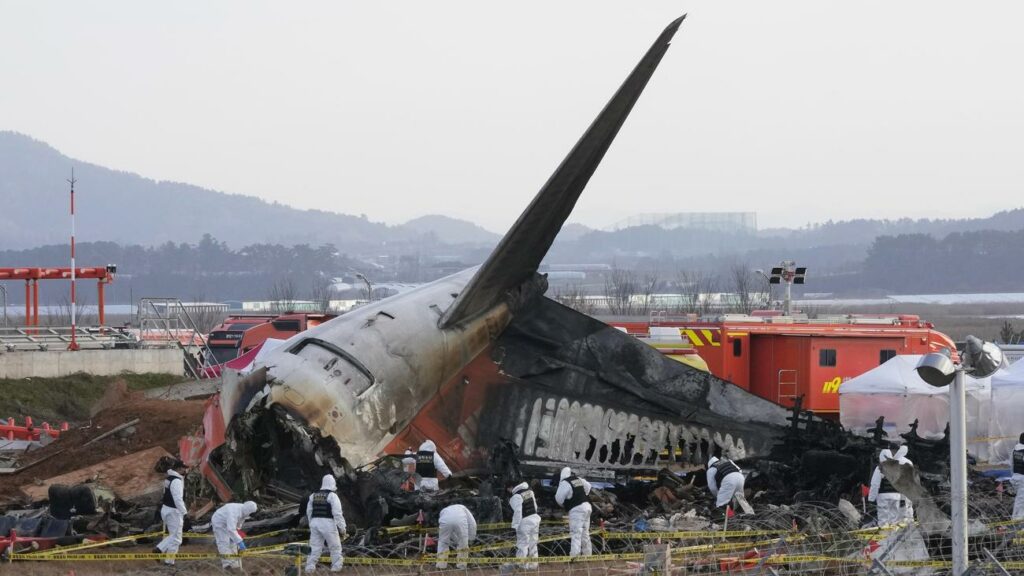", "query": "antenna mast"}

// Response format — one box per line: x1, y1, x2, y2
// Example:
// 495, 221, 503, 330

68, 168, 79, 351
